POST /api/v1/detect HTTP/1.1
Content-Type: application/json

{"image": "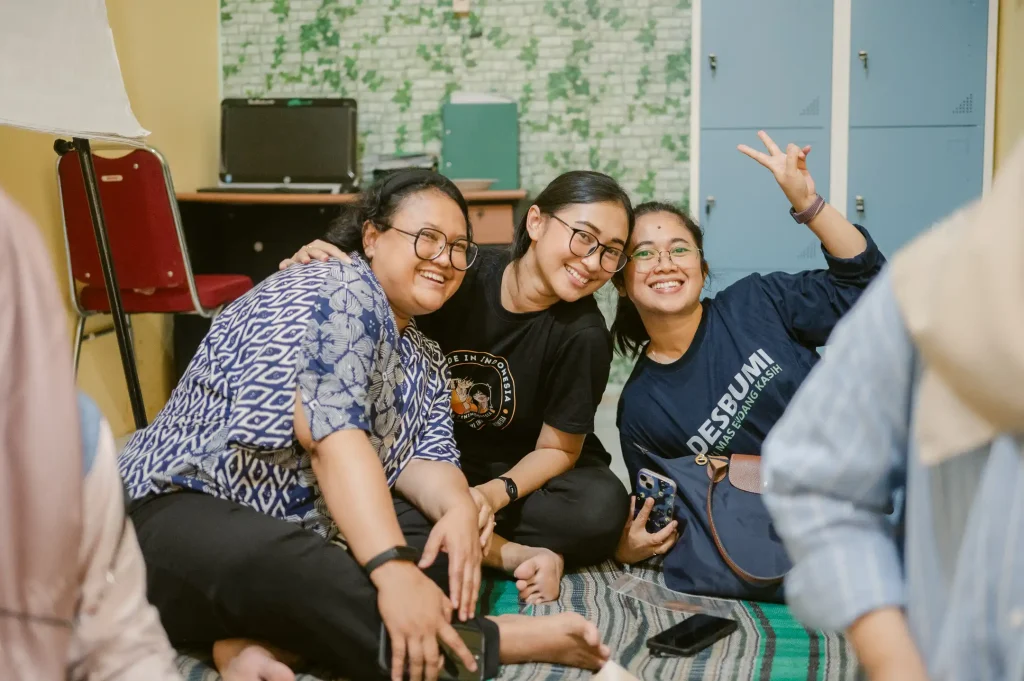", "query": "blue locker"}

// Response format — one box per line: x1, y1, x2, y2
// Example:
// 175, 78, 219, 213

847, 126, 984, 257
850, 0, 988, 127
702, 0, 833, 130
700, 128, 830, 273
